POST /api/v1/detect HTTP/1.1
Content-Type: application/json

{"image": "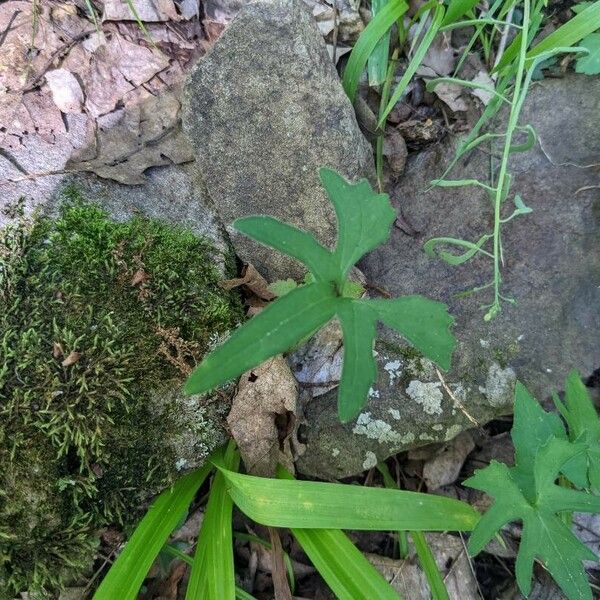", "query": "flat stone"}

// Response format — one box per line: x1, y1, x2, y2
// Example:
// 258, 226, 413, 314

182, 0, 375, 280
296, 74, 600, 478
